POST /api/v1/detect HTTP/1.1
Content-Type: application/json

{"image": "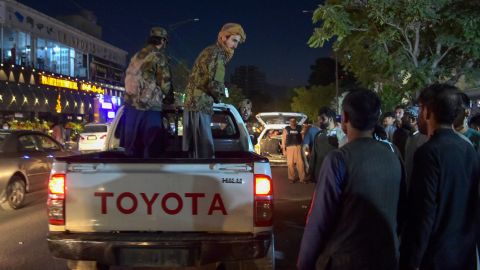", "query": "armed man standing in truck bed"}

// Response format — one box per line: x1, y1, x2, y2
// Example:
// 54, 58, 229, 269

183, 23, 246, 158
122, 27, 173, 158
